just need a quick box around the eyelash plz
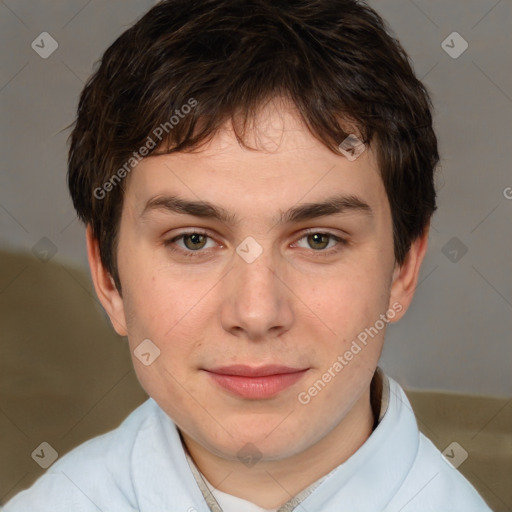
[163,229,348,259]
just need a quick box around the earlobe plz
[85,225,128,336]
[388,225,430,323]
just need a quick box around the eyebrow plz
[140,193,373,225]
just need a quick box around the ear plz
[86,225,128,336]
[387,223,430,323]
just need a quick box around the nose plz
[219,241,294,341]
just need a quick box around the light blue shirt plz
[2,373,492,511]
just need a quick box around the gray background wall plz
[1,0,510,397]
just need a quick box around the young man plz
[3,1,492,511]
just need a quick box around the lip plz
[207,364,305,377]
[204,365,309,399]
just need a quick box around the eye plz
[292,230,347,256]
[164,230,216,257]
[164,229,347,259]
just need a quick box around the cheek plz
[119,248,186,330]
[313,265,390,323]
[304,262,392,376]
[120,272,202,405]
[121,265,211,362]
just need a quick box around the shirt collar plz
[130,367,418,512]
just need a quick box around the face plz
[88,98,425,464]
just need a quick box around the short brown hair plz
[67,0,438,293]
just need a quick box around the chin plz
[210,425,310,460]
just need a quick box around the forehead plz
[122,99,388,225]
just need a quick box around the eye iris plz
[184,233,207,250]
[308,233,329,250]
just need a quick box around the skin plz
[86,97,429,509]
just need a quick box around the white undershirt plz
[202,473,279,512]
